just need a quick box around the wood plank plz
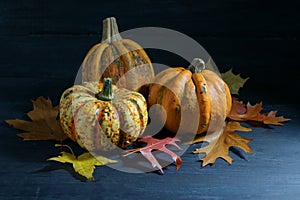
[0,35,298,75]
[1,103,299,199]
[0,33,299,103]
[0,0,299,37]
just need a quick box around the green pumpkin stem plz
[187,58,206,74]
[101,17,123,43]
[96,78,114,101]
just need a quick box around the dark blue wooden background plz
[0,0,299,199]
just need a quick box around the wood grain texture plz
[0,0,298,36]
[1,102,300,199]
[0,0,299,104]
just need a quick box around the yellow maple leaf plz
[48,151,117,181]
[221,69,249,94]
[5,96,67,141]
[192,121,253,167]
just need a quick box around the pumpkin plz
[81,17,154,91]
[59,78,148,150]
[148,58,232,134]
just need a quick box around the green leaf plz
[221,69,249,94]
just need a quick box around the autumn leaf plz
[221,69,249,94]
[124,136,182,174]
[228,100,290,125]
[205,57,216,72]
[5,96,67,141]
[48,151,117,181]
[226,121,252,132]
[193,121,253,167]
[255,111,290,125]
[228,101,263,120]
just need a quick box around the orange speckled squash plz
[81,17,154,91]
[59,78,148,150]
[148,58,232,134]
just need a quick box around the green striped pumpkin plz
[59,78,148,150]
[81,17,154,92]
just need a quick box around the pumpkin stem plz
[96,78,114,101]
[101,17,123,43]
[187,58,206,74]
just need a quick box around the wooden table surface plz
[1,102,300,199]
[1,0,299,199]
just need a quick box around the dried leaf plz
[193,121,253,167]
[48,151,117,181]
[228,101,263,121]
[205,57,215,71]
[221,69,249,94]
[5,96,67,141]
[226,121,252,132]
[124,136,182,173]
[255,111,290,125]
[228,100,290,125]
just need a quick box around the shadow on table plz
[32,162,87,182]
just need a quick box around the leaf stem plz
[55,144,75,156]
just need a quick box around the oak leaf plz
[5,96,67,141]
[193,121,253,167]
[124,136,182,174]
[226,121,252,132]
[221,69,249,94]
[255,111,290,125]
[48,151,117,181]
[228,100,290,125]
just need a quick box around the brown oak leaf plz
[193,121,253,167]
[228,100,290,125]
[124,136,182,174]
[6,96,67,141]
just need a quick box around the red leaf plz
[124,136,182,173]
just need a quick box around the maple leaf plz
[5,96,67,141]
[221,69,249,94]
[193,121,253,167]
[48,151,117,181]
[228,100,290,125]
[124,136,182,174]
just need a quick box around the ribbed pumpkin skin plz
[148,67,232,134]
[59,82,148,150]
[81,17,154,91]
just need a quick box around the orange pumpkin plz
[59,78,148,150]
[81,17,154,91]
[148,58,232,134]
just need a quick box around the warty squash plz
[60,78,148,150]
